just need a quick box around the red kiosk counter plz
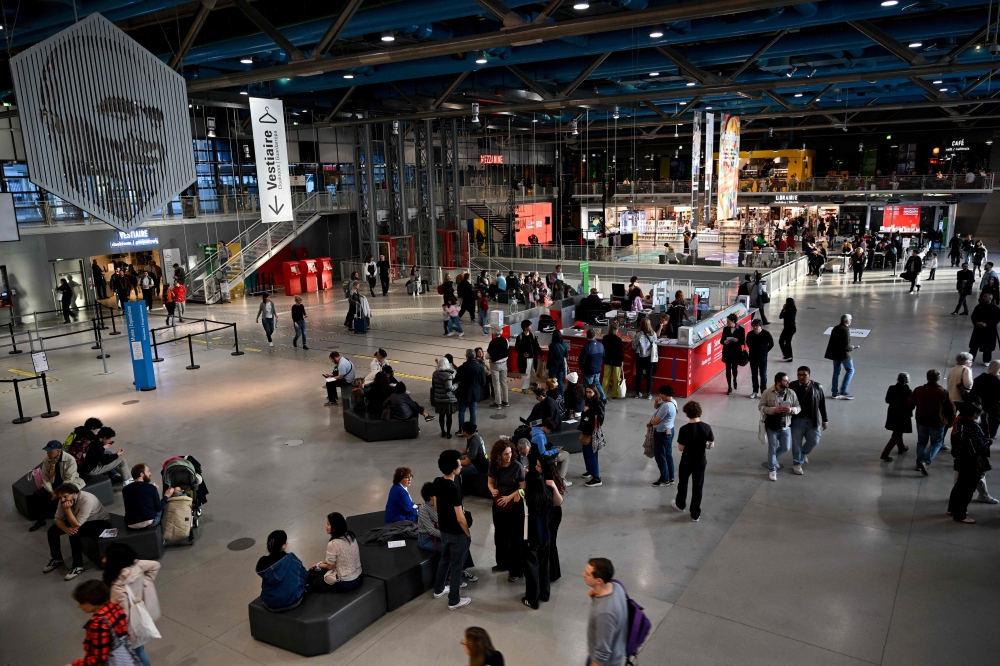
[560,302,752,398]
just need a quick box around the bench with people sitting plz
[344,381,425,442]
[80,513,164,566]
[346,510,436,611]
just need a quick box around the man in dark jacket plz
[824,314,858,400]
[515,320,542,393]
[79,427,129,482]
[526,387,562,430]
[487,329,510,408]
[123,463,177,529]
[789,366,829,475]
[455,349,488,431]
[745,319,774,399]
[909,369,955,475]
[578,329,606,402]
[904,249,923,293]
[737,274,752,296]
[953,262,975,315]
[377,254,391,296]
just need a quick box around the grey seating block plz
[11,469,114,521]
[343,409,419,442]
[81,514,164,567]
[550,428,583,454]
[346,512,436,611]
[248,576,386,657]
[461,472,491,499]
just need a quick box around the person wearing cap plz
[565,372,586,419]
[256,530,309,611]
[28,441,86,532]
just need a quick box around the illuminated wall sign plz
[480,154,503,165]
[110,228,159,249]
[774,194,799,203]
[945,138,970,153]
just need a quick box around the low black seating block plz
[81,514,164,567]
[346,512,435,611]
[550,428,583,454]
[343,409,419,442]
[461,472,491,499]
[248,576,387,657]
[12,469,114,521]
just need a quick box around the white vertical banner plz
[690,111,702,227]
[249,97,294,223]
[703,113,714,225]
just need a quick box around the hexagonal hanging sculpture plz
[10,13,196,232]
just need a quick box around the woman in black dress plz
[882,372,913,461]
[521,453,563,609]
[778,298,797,362]
[539,457,565,582]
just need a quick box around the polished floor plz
[1,264,998,666]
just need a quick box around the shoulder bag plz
[124,584,161,647]
[97,615,143,666]
[642,427,655,459]
[592,424,607,452]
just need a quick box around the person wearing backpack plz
[104,543,161,666]
[583,557,629,666]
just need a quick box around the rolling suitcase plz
[353,317,369,333]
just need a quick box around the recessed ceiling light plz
[344,73,354,79]
[932,79,942,84]
[573,1,590,9]
[240,57,253,64]
[475,52,488,64]
[239,91,248,95]
[939,87,948,91]
[705,105,712,109]
[794,93,803,97]
[909,42,922,48]
[880,0,898,5]
[650,29,664,38]
[686,81,696,86]
[650,72,659,76]
[381,31,395,42]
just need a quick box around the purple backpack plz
[612,579,651,662]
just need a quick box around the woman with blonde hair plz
[631,317,658,399]
[462,626,504,665]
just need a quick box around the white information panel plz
[31,351,49,373]
[823,327,871,338]
[249,97,293,223]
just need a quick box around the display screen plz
[619,209,647,234]
[880,205,921,232]
[514,202,553,244]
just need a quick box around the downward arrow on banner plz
[268,196,285,215]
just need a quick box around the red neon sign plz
[480,154,504,165]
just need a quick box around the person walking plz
[749,271,770,325]
[104,543,160,666]
[91,260,108,300]
[139,271,155,311]
[948,352,974,416]
[377,254,391,296]
[789,366,828,474]
[972,360,1000,439]
[648,385,677,486]
[290,295,308,349]
[521,452,563,610]
[487,329,510,408]
[746,319,774,399]
[488,440,526,582]
[515,321,542,393]
[67,580,138,666]
[720,312,746,395]
[969,293,1000,365]
[952,262,975,315]
[778,298,796,362]
[670,400,714,521]
[583,558,629,666]
[579,384,606,487]
[903,249,923,293]
[163,283,177,327]
[462,627,505,666]
[825,314,858,400]
[601,320,625,399]
[432,450,473,610]
[110,268,129,309]
[432,357,459,438]
[631,318,658,399]
[760,372,801,482]
[546,329,568,400]
[256,293,278,347]
[947,399,992,523]
[172,279,187,322]
[909,369,955,475]
[56,278,75,323]
[364,255,378,297]
[850,247,866,283]
[457,274,477,322]
[882,373,913,462]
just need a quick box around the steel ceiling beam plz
[186,0,794,92]
[329,86,357,118]
[726,30,787,82]
[643,100,672,120]
[848,19,930,67]
[533,0,564,24]
[168,0,218,71]
[763,89,794,110]
[430,71,470,110]
[232,0,306,61]
[313,0,366,58]
[559,52,611,98]
[654,45,723,84]
[938,21,998,65]
[389,81,421,108]
[472,0,527,28]
[672,96,703,119]
[505,64,553,99]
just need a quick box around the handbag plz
[124,585,161,647]
[649,335,658,364]
[493,493,515,512]
[759,289,770,304]
[578,433,593,445]
[642,427,655,459]
[592,425,607,452]
[97,615,143,666]
[30,467,44,489]
[617,370,627,399]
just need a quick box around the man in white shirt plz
[688,233,700,263]
[43,485,111,581]
[324,351,356,405]
[139,271,155,312]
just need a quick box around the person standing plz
[720,313,746,395]
[778,298,796,362]
[364,255,378,297]
[515,321,543,393]
[903,249,923,293]
[969,293,1000,365]
[927,252,938,280]
[91,260,108,300]
[56,278,75,323]
[488,440,526,582]
[648,385,677,486]
[824,314,858,400]
[952,262,976,316]
[601,321,625,399]
[546,329,568,400]
[749,271,770,325]
[432,357,459,438]
[344,281,361,328]
[850,247,866,283]
[217,240,231,271]
[291,295,308,349]
[104,543,161,666]
[521,452,563,610]
[789,366,828,475]
[579,329,607,401]
[110,268,129,309]
[670,400,714,521]
[909,369,954,476]
[745,319,774,399]
[579,384,606,487]
[456,349,488,431]
[947,400,992,523]
[972,360,1000,438]
[171,279,187,322]
[256,293,278,347]
[882,373,913,462]
[146,258,162,296]
[631,318,658,399]
[583,558,629,666]
[323,351,356,406]
[760,372,801,482]
[487,329,510,409]
[138,271,155,311]
[377,254,391,296]
[948,352,975,416]
[688,232,700,263]
[162,285,177,327]
[432,450,473,610]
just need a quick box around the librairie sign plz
[249,97,294,223]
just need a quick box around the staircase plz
[466,202,509,242]
[187,193,329,304]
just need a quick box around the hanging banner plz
[703,113,714,226]
[249,97,294,223]
[690,111,702,227]
[124,302,156,391]
[717,114,741,222]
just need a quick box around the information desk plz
[560,302,752,397]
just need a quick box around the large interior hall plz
[1,1,1000,665]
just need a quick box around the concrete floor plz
[2,265,998,666]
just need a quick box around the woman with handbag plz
[631,318,658,399]
[948,399,993,523]
[546,330,568,400]
[103,544,161,666]
[488,440,526,583]
[521,453,563,609]
[720,313,747,395]
[538,457,565,582]
[432,357,459,438]
[579,384,606,487]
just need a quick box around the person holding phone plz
[759,372,801,482]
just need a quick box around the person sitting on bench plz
[531,419,571,488]
[43,484,112,581]
[525,388,562,431]
[307,512,362,592]
[382,382,433,421]
[28,440,86,532]
[385,467,419,524]
[123,463,178,529]
[256,529,309,612]
[458,422,489,476]
[324,352,356,406]
[79,427,129,484]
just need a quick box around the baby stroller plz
[161,456,208,544]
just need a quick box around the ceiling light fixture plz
[705,105,712,109]
[572,120,579,135]
[939,87,948,91]
[794,93,803,97]
[475,51,488,64]
[650,72,659,76]
[686,81,697,87]
[573,1,590,9]
[381,31,395,42]
[650,29,664,38]
[613,105,620,119]
[240,57,253,64]
[908,42,922,48]
[808,68,817,78]
[471,103,480,124]
[344,73,354,79]
[880,0,898,5]
[239,91,248,95]
[932,79,942,84]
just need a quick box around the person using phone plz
[759,372,801,482]
[323,352,356,406]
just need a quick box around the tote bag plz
[125,584,161,646]
[97,615,142,666]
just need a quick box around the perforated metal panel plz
[10,13,195,232]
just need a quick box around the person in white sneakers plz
[256,293,278,347]
[789,366,828,475]
[760,372,801,481]
[431,450,473,610]
[44,485,112,581]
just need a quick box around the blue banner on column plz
[124,302,156,391]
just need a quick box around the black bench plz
[248,576,386,657]
[346,512,436,611]
[460,472,491,499]
[11,469,114,521]
[343,409,420,442]
[81,514,164,567]
[512,425,583,455]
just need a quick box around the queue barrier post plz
[108,306,121,335]
[11,379,31,424]
[97,321,112,376]
[7,322,22,354]
[151,329,164,362]
[40,372,58,418]
[186,335,200,370]
[203,317,211,350]
[31,317,43,389]
[231,322,245,356]
[91,318,102,351]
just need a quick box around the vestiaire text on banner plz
[249,97,294,223]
